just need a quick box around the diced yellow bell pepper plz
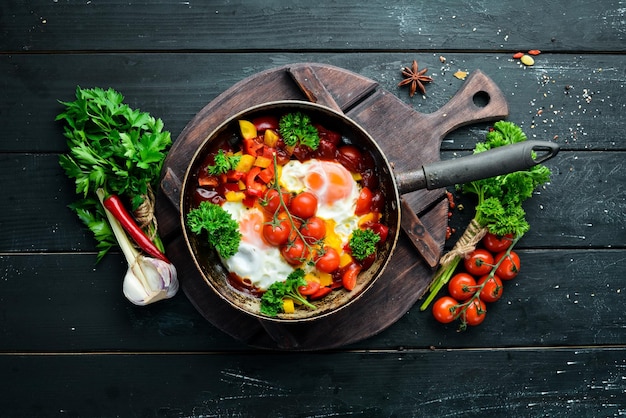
[358,211,381,226]
[238,180,246,191]
[304,273,321,284]
[264,129,280,147]
[235,154,256,173]
[351,172,363,181]
[253,155,272,168]
[225,191,245,202]
[282,298,295,314]
[238,120,257,140]
[317,272,333,287]
[339,252,353,268]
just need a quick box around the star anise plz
[398,60,433,97]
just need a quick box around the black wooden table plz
[2,1,625,416]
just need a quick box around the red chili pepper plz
[102,194,170,263]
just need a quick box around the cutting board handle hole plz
[472,91,490,108]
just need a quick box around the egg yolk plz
[305,161,355,205]
[238,208,269,248]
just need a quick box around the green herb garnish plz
[260,269,316,317]
[278,112,320,150]
[57,86,172,260]
[420,121,552,310]
[207,149,241,175]
[186,201,241,259]
[349,228,381,261]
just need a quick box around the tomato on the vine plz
[462,299,486,326]
[483,232,514,253]
[281,238,309,265]
[262,188,290,215]
[432,296,459,324]
[315,246,340,273]
[478,274,503,303]
[464,249,494,276]
[300,216,326,244]
[289,191,318,219]
[262,217,291,246]
[448,272,477,301]
[495,251,521,280]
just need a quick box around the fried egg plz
[280,159,361,242]
[221,202,294,291]
[221,159,363,291]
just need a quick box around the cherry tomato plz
[448,272,477,301]
[281,238,309,265]
[290,191,318,219]
[369,190,385,213]
[355,187,373,216]
[309,286,333,300]
[341,262,361,291]
[482,232,514,253]
[478,274,503,303]
[362,221,389,243]
[462,299,486,326]
[298,280,321,296]
[464,249,494,277]
[252,116,279,132]
[432,296,459,324]
[336,145,362,172]
[495,251,521,280]
[262,217,291,246]
[315,247,340,273]
[300,216,326,244]
[262,189,291,215]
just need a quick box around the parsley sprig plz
[260,269,316,317]
[186,201,241,259]
[349,229,380,261]
[57,87,172,260]
[208,149,241,175]
[278,112,320,150]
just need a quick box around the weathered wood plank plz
[0,150,621,253]
[2,52,623,153]
[1,348,624,417]
[1,249,623,352]
[2,0,624,52]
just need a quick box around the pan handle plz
[396,140,560,194]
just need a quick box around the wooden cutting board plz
[155,63,508,350]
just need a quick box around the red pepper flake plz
[528,49,541,56]
[512,52,524,59]
[446,191,456,209]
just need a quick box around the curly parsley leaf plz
[349,228,380,261]
[278,112,320,150]
[260,269,316,317]
[186,201,241,259]
[461,121,552,237]
[207,149,241,175]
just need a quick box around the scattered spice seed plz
[520,55,535,66]
[512,52,524,59]
[528,49,541,55]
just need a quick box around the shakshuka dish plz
[186,111,390,317]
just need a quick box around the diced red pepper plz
[257,165,275,184]
[243,137,264,156]
[309,286,333,300]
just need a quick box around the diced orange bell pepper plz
[264,129,280,147]
[253,155,272,169]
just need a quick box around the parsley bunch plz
[278,112,320,150]
[57,87,172,260]
[260,269,316,317]
[420,121,553,311]
[186,201,241,259]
